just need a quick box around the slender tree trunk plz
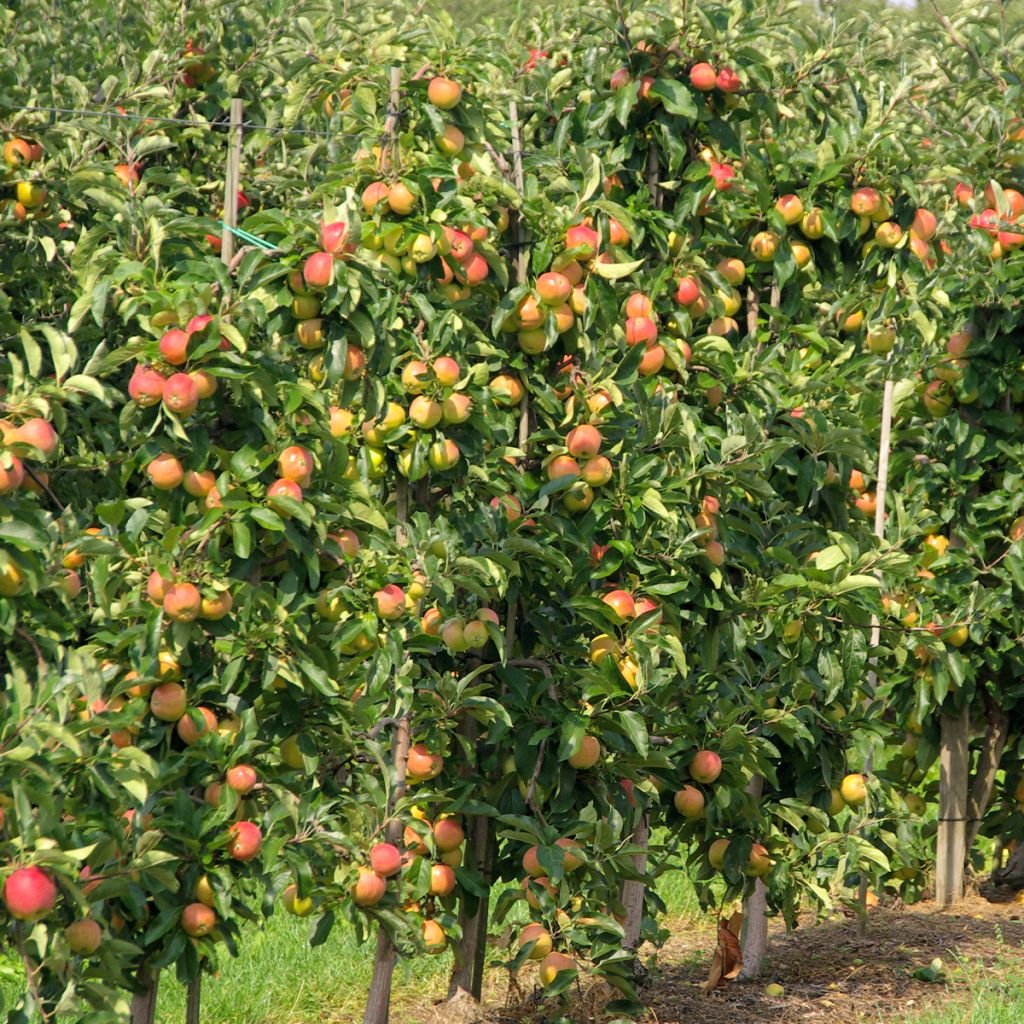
[993,843,1024,889]
[965,699,1009,857]
[936,707,970,906]
[185,976,201,1024]
[129,968,159,1024]
[447,715,495,1001]
[738,776,768,979]
[363,717,411,1024]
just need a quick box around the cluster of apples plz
[290,220,359,354]
[420,604,501,653]
[179,822,264,939]
[963,177,1024,257]
[0,416,59,497]
[693,495,726,567]
[2,136,48,222]
[674,748,723,824]
[543,423,613,515]
[608,56,742,107]
[1,865,105,955]
[145,566,233,623]
[588,588,661,689]
[847,468,877,519]
[352,813,465,954]
[129,314,222,421]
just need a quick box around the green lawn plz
[899,955,1024,1024]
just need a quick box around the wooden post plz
[185,976,201,1024]
[936,705,970,906]
[363,716,411,1024]
[364,437,413,1023]
[621,816,649,952]
[220,98,244,264]
[739,775,768,979]
[447,716,495,1001]
[856,375,895,931]
[619,139,662,961]
[380,67,401,175]
[129,968,159,1024]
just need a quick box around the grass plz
[899,953,1024,1024]
[156,870,700,1023]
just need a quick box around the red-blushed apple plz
[581,456,613,487]
[750,230,779,261]
[602,589,635,620]
[433,818,464,852]
[352,867,386,906]
[181,902,216,937]
[149,683,188,721]
[709,161,735,191]
[850,187,882,216]
[226,764,257,794]
[429,863,457,897]
[374,584,406,620]
[875,221,902,247]
[675,276,701,307]
[3,866,57,920]
[689,62,717,91]
[278,445,314,485]
[775,194,804,225]
[362,181,389,213]
[564,223,599,258]
[521,875,556,910]
[321,221,350,256]
[369,842,402,877]
[159,329,189,365]
[537,271,572,305]
[176,706,216,745]
[388,181,417,215]
[433,356,460,386]
[427,77,461,109]
[555,837,584,871]
[674,785,705,820]
[406,744,443,780]
[489,373,524,406]
[227,821,262,861]
[566,424,602,458]
[163,582,201,622]
[129,364,167,406]
[146,453,184,490]
[690,749,722,784]
[268,478,302,504]
[716,66,741,92]
[162,373,200,416]
[303,251,334,289]
[12,418,58,460]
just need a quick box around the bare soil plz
[421,895,1024,1024]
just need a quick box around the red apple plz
[226,821,262,861]
[3,866,57,921]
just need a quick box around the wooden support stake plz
[739,775,768,979]
[855,376,895,932]
[365,294,412,1023]
[936,705,970,906]
[220,98,244,265]
[380,67,402,175]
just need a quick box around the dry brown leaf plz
[703,917,745,993]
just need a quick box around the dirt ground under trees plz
[418,896,1024,1024]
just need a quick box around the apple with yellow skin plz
[840,773,868,807]
[519,923,553,960]
[567,735,601,769]
[539,951,577,986]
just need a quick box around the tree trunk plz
[993,842,1024,889]
[129,968,159,1024]
[447,715,495,1001]
[620,815,649,951]
[936,707,970,907]
[185,976,201,1024]
[964,698,1009,857]
[363,716,411,1024]
[739,776,768,979]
